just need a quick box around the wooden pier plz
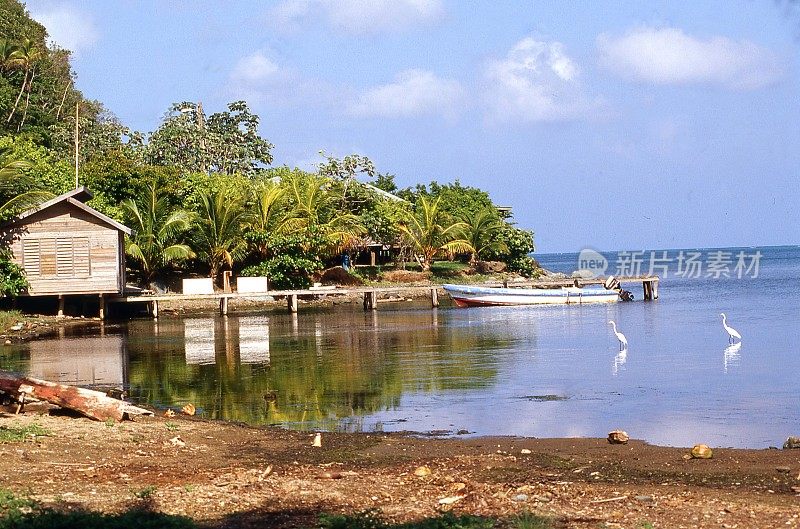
[108,276,659,318]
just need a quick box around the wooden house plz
[0,187,131,316]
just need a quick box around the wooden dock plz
[108,276,659,318]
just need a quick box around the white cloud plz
[26,2,98,56]
[597,27,783,90]
[483,37,600,123]
[348,69,464,119]
[227,51,338,107]
[270,0,444,34]
[230,52,282,85]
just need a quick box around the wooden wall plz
[5,202,125,295]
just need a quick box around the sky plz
[21,0,800,253]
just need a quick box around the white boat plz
[442,284,619,307]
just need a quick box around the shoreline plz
[0,411,798,528]
[1,313,799,526]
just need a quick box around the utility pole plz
[74,102,79,188]
[196,101,207,174]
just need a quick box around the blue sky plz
[23,0,800,253]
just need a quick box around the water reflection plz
[612,349,627,375]
[723,342,741,373]
[184,318,215,365]
[28,335,127,388]
[239,316,270,365]
[120,310,509,429]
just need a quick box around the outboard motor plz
[603,275,620,290]
[619,289,635,302]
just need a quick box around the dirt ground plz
[0,411,798,528]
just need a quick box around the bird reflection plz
[723,342,741,373]
[612,349,627,375]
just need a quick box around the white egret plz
[720,313,741,343]
[608,320,628,350]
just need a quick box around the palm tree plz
[460,207,508,264]
[0,147,52,220]
[193,185,247,284]
[0,39,19,73]
[246,179,300,257]
[121,183,195,286]
[399,196,473,271]
[284,171,364,254]
[6,38,42,126]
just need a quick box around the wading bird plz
[608,320,628,350]
[720,313,741,343]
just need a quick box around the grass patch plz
[430,261,470,273]
[0,424,51,444]
[0,310,22,333]
[165,422,179,431]
[132,485,157,500]
[0,488,197,529]
[318,510,494,529]
[509,512,555,529]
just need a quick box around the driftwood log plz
[0,370,153,422]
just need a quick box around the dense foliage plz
[241,232,325,289]
[0,249,26,296]
[0,0,539,290]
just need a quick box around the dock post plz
[152,300,159,319]
[287,294,298,313]
[643,281,653,301]
[431,287,439,308]
[98,294,106,320]
[219,296,228,316]
[57,295,65,318]
[652,279,659,300]
[363,291,377,310]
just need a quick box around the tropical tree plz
[146,100,272,175]
[398,196,473,271]
[459,207,508,264]
[206,100,273,175]
[193,185,247,283]
[121,183,195,286]
[0,39,18,73]
[6,37,42,127]
[399,180,497,219]
[245,177,299,258]
[317,152,377,211]
[284,170,364,254]
[483,223,538,277]
[0,146,51,221]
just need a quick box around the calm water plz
[3,246,799,448]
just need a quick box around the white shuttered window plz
[22,237,90,277]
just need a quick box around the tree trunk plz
[210,262,220,288]
[55,78,72,120]
[0,370,153,422]
[17,66,35,131]
[6,68,28,123]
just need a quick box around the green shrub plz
[242,232,325,289]
[0,250,27,296]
